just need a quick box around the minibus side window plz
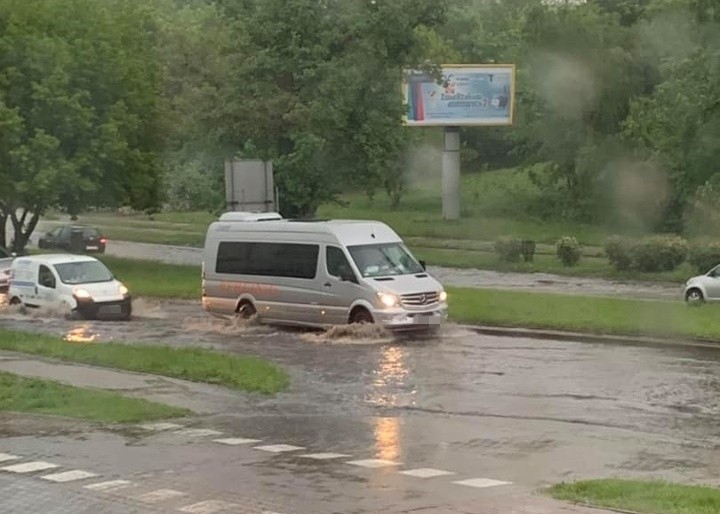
[217,242,318,279]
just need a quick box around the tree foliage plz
[210,0,450,216]
[0,0,162,250]
[2,0,720,246]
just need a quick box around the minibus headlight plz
[439,290,448,302]
[73,288,91,299]
[119,284,129,296]
[378,292,399,308]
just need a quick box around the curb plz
[461,324,720,350]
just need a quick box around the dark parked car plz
[0,246,13,293]
[38,225,107,254]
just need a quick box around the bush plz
[556,236,581,267]
[688,242,720,273]
[632,235,688,272]
[494,237,521,262]
[520,240,536,262]
[605,236,635,271]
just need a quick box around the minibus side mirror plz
[419,259,426,270]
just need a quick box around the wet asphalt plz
[2,299,720,491]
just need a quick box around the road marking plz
[140,422,184,431]
[41,470,98,482]
[300,453,351,460]
[174,429,223,438]
[213,438,261,446]
[400,468,456,478]
[84,479,134,492]
[1,461,59,473]
[178,499,239,513]
[0,453,20,463]
[346,459,400,468]
[254,444,306,453]
[453,478,512,488]
[136,488,187,503]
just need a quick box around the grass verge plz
[447,287,720,341]
[0,371,188,423]
[98,255,201,299]
[548,479,720,514]
[0,330,289,394]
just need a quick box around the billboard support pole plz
[442,126,461,220]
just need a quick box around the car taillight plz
[99,238,107,244]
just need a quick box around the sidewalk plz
[0,351,250,415]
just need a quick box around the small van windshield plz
[54,261,113,284]
[348,243,424,278]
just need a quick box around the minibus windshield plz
[348,243,424,278]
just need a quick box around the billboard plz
[403,65,515,127]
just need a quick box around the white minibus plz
[201,215,447,329]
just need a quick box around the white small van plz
[8,254,132,320]
[201,215,448,329]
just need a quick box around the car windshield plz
[348,243,424,278]
[54,261,114,284]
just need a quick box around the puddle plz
[131,298,169,319]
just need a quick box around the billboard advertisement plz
[403,65,515,126]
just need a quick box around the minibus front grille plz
[401,291,439,306]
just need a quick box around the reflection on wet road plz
[64,323,99,343]
[3,298,720,486]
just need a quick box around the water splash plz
[302,323,393,345]
[181,315,260,336]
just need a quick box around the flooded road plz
[2,298,720,488]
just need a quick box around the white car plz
[684,265,720,305]
[8,254,131,320]
[0,246,13,293]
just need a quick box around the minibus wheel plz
[237,300,256,319]
[349,307,373,324]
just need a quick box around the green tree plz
[154,0,241,212]
[510,2,652,221]
[623,0,720,230]
[0,0,163,251]
[215,0,449,216]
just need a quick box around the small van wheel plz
[237,300,256,319]
[350,307,374,324]
[686,288,704,306]
[9,297,21,306]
